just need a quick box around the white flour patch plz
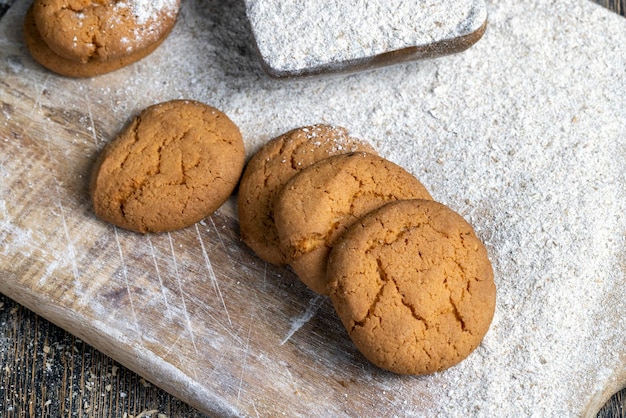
[245,0,486,73]
[126,0,178,24]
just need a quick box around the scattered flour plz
[122,0,179,25]
[0,0,625,417]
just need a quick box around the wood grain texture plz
[0,2,408,413]
[0,0,625,417]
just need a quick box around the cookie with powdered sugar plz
[238,125,376,265]
[32,0,180,63]
[25,0,180,77]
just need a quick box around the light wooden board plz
[1,0,625,416]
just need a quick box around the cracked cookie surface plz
[273,152,432,295]
[32,0,180,64]
[90,100,244,233]
[328,199,496,375]
[238,125,376,265]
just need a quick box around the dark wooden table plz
[1,1,624,417]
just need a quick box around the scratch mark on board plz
[209,215,228,253]
[39,260,60,287]
[195,224,233,328]
[54,184,79,281]
[161,332,183,360]
[206,350,227,382]
[209,215,243,265]
[147,236,173,321]
[237,314,253,403]
[168,232,199,356]
[32,75,49,111]
[262,262,268,291]
[281,360,294,382]
[114,226,144,349]
[86,99,98,147]
[280,295,325,346]
[180,289,244,346]
[190,360,198,381]
[43,139,79,284]
[17,76,49,139]
[0,199,8,219]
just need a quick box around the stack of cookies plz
[238,125,496,375]
[23,0,181,77]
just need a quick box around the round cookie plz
[273,152,432,295]
[238,125,376,265]
[32,0,180,64]
[90,100,245,233]
[23,6,171,78]
[328,199,496,375]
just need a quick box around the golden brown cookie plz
[238,125,376,265]
[32,0,180,64]
[328,199,496,375]
[273,152,432,295]
[90,100,245,233]
[23,6,170,78]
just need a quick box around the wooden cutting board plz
[1,0,625,416]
